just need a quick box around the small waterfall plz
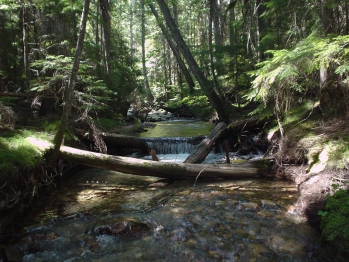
[145,136,204,154]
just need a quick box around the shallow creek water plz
[2,169,324,261]
[1,120,327,261]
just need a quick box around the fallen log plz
[75,129,149,150]
[28,138,272,179]
[184,122,228,164]
[227,117,270,135]
[58,146,270,179]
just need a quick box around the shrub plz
[319,189,349,257]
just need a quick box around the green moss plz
[145,163,186,178]
[326,137,349,169]
[0,130,49,176]
[41,120,60,134]
[0,96,19,106]
[95,117,124,131]
[40,120,78,144]
[319,189,349,258]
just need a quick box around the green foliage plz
[247,34,349,115]
[0,130,48,175]
[325,137,349,169]
[181,92,215,119]
[319,189,349,256]
[30,55,110,113]
[94,117,124,131]
[0,96,19,106]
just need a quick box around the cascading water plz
[144,136,205,155]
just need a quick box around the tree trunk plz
[100,0,111,76]
[57,145,270,179]
[29,138,272,179]
[155,0,234,122]
[22,5,30,91]
[141,0,154,102]
[52,0,90,160]
[184,122,227,164]
[212,0,223,75]
[75,129,149,150]
[148,3,195,93]
[129,0,134,54]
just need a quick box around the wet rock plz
[260,199,281,210]
[247,222,261,237]
[269,234,304,254]
[240,202,259,210]
[93,218,152,238]
[176,190,191,196]
[95,235,114,250]
[25,232,59,243]
[256,210,273,218]
[148,182,169,188]
[23,250,61,262]
[168,228,187,242]
[249,243,269,256]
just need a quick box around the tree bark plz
[52,0,90,160]
[75,129,149,150]
[100,0,111,76]
[29,138,272,179]
[22,5,30,91]
[59,145,270,179]
[141,0,154,101]
[155,0,234,122]
[184,122,227,164]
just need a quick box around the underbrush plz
[319,189,349,260]
[265,101,349,171]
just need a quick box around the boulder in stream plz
[92,217,152,238]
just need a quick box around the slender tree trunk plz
[148,3,195,93]
[100,0,111,76]
[129,0,134,55]
[53,0,91,160]
[156,0,234,122]
[209,1,218,86]
[209,0,225,100]
[320,0,335,35]
[228,2,241,107]
[22,5,30,91]
[141,0,154,101]
[95,2,101,75]
[345,0,349,35]
[212,0,223,75]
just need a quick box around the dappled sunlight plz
[4,169,322,261]
[26,137,52,151]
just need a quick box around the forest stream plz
[0,121,327,261]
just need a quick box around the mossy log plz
[184,122,228,164]
[28,138,272,179]
[58,145,271,179]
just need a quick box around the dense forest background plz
[0,0,348,124]
[1,1,349,257]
